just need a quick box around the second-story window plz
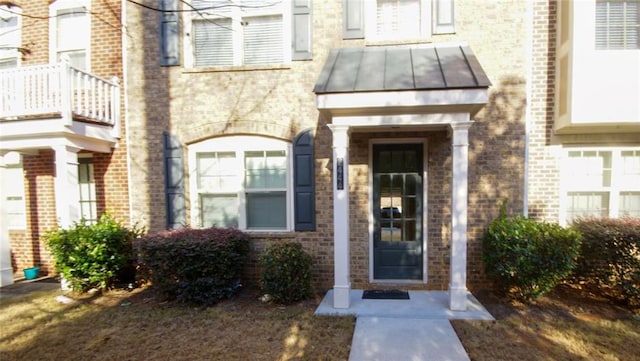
[596,0,640,49]
[0,5,21,69]
[368,0,427,41]
[50,0,90,70]
[190,0,287,67]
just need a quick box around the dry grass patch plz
[0,286,354,361]
[453,285,640,361]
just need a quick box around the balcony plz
[0,61,121,153]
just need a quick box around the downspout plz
[122,0,134,227]
[523,0,534,218]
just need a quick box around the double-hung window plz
[595,0,640,49]
[0,5,20,69]
[190,136,291,231]
[189,0,288,67]
[563,148,640,223]
[50,0,90,70]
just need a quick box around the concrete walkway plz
[315,290,494,361]
[0,277,61,301]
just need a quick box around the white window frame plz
[49,0,91,70]
[188,136,294,231]
[364,0,431,42]
[0,5,21,68]
[184,0,292,69]
[560,146,640,225]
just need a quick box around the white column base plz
[449,286,468,311]
[333,283,351,309]
[0,267,14,287]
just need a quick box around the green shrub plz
[135,227,250,306]
[260,242,313,304]
[44,214,141,292]
[483,214,582,301]
[572,217,640,305]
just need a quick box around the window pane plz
[201,194,238,227]
[197,152,238,192]
[245,150,286,189]
[620,192,640,217]
[194,19,233,66]
[243,15,283,65]
[621,150,640,187]
[78,161,97,223]
[376,0,421,39]
[57,8,88,50]
[567,150,611,188]
[246,192,286,228]
[595,0,640,49]
[566,192,610,222]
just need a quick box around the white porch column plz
[449,122,472,311]
[0,152,15,286]
[328,124,351,308]
[53,146,80,229]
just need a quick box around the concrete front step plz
[349,317,470,361]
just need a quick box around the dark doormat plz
[362,289,410,300]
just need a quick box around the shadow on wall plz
[467,75,527,286]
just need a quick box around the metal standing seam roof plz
[314,45,492,94]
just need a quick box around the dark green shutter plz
[293,129,315,231]
[292,0,312,60]
[163,132,185,229]
[343,0,364,39]
[159,0,180,66]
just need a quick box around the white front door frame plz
[328,113,473,311]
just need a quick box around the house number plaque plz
[336,158,344,190]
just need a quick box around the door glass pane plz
[246,192,286,228]
[403,220,416,241]
[201,194,238,227]
[378,151,391,173]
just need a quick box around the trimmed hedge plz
[135,227,250,306]
[260,242,313,304]
[483,214,582,301]
[572,217,640,305]
[44,214,141,292]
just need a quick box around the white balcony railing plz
[0,61,120,129]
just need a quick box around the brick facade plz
[6,0,129,278]
[125,0,530,291]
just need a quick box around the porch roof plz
[314,44,491,94]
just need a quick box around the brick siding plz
[124,0,532,291]
[8,1,128,278]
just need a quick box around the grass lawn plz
[1,282,638,361]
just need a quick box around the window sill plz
[183,63,292,73]
[365,38,434,47]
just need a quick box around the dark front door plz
[372,143,424,280]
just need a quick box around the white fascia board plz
[332,112,471,127]
[317,89,489,114]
